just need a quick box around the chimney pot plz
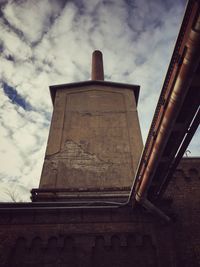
[91,50,104,80]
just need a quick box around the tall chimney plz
[91,50,104,80]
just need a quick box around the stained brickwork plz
[4,234,159,267]
[39,85,143,195]
[0,157,199,266]
[166,157,200,267]
[0,207,174,267]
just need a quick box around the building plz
[0,0,199,266]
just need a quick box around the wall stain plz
[46,140,113,173]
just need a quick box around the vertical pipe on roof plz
[135,12,200,203]
[91,50,104,80]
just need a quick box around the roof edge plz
[49,80,140,106]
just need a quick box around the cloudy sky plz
[0,0,199,201]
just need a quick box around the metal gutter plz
[128,0,200,220]
[157,107,200,197]
[136,21,200,199]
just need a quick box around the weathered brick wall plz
[0,157,199,266]
[165,157,200,267]
[2,234,158,267]
[0,206,175,267]
[40,86,143,191]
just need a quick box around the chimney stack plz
[91,50,104,80]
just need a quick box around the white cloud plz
[0,86,49,200]
[2,0,63,43]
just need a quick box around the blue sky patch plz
[3,83,32,111]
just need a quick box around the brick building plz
[0,0,199,266]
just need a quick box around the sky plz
[0,0,199,202]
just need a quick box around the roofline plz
[49,80,140,106]
[129,0,200,204]
[139,0,197,161]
